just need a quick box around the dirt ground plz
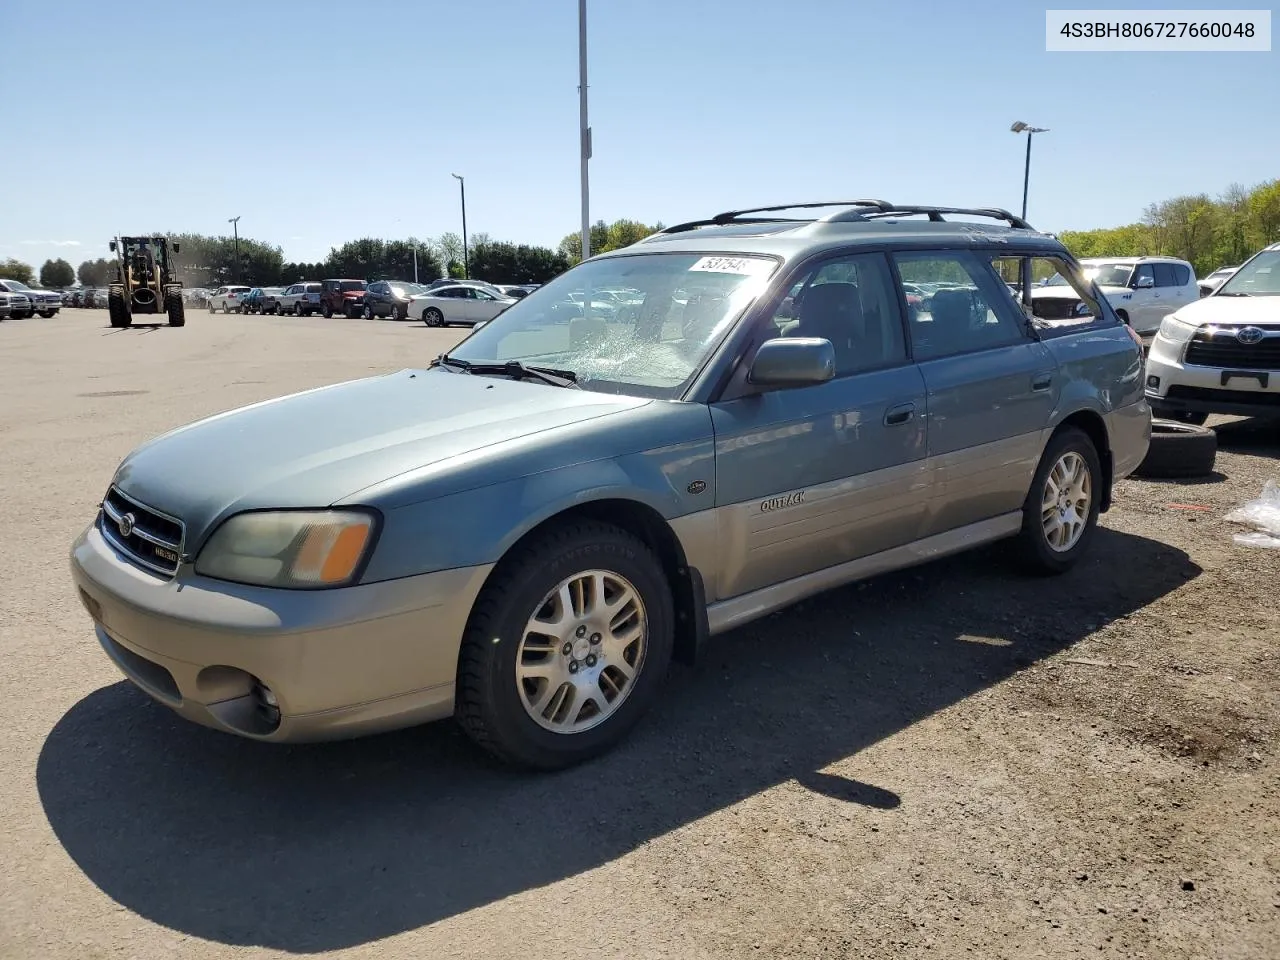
[1,309,1277,960]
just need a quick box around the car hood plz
[1171,295,1280,327]
[112,369,651,547]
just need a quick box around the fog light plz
[1147,375,1160,388]
[253,679,281,729]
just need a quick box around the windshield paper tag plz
[689,256,773,276]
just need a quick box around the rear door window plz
[892,251,1029,361]
[1153,263,1180,287]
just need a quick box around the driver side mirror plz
[172,242,181,253]
[747,337,835,389]
[1134,275,1154,289]
[108,241,117,252]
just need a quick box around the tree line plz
[1058,178,1280,277]
[0,217,666,291]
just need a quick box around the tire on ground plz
[107,292,131,328]
[455,520,675,770]
[1017,425,1103,576]
[1133,419,1217,479]
[165,293,186,327]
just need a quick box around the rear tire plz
[294,303,303,316]
[1133,419,1217,479]
[107,292,131,328]
[1017,426,1102,576]
[165,293,186,327]
[455,521,675,770]
[209,302,217,313]
[38,310,55,318]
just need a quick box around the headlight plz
[195,509,378,589]
[1158,314,1199,343]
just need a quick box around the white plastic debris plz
[1224,479,1280,548]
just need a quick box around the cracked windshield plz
[451,253,776,394]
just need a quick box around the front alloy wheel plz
[516,570,648,734]
[455,521,674,769]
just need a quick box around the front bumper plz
[70,522,493,742]
[1145,332,1280,418]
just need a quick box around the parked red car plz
[320,279,367,318]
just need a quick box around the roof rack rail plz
[821,205,1034,230]
[656,200,894,236]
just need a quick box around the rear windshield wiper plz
[432,354,579,388]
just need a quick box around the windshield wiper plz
[1215,291,1251,297]
[432,354,579,388]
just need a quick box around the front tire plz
[107,292,131,328]
[424,307,443,327]
[455,521,675,770]
[38,310,55,318]
[165,292,186,327]
[322,304,333,318]
[1017,426,1102,575]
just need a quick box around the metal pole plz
[413,246,418,283]
[452,173,468,278]
[1021,132,1033,222]
[229,216,241,284]
[579,0,591,261]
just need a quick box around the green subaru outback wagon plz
[71,201,1151,768]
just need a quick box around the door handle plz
[883,402,915,426]
[1032,371,1054,391]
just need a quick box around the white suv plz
[208,285,252,312]
[1145,242,1280,425]
[1032,256,1198,336]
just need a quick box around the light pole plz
[227,215,241,283]
[578,0,591,260]
[451,173,468,278]
[1010,122,1048,221]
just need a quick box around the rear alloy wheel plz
[424,307,443,327]
[455,521,674,769]
[294,302,303,316]
[1018,426,1101,575]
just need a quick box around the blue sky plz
[1,0,1275,271]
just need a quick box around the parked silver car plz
[70,201,1151,769]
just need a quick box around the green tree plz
[0,258,35,284]
[467,241,571,284]
[1059,179,1280,277]
[164,232,284,287]
[557,218,662,265]
[76,258,111,286]
[322,238,442,283]
[39,258,76,288]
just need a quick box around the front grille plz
[99,486,185,576]
[1185,329,1280,370]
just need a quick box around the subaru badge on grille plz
[118,513,135,538]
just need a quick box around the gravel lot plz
[2,308,1277,960]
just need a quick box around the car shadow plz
[1214,417,1280,458]
[37,528,1199,952]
